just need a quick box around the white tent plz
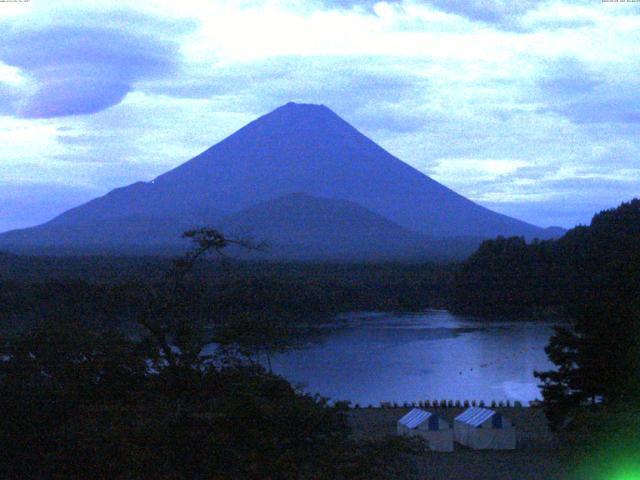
[397,408,454,452]
[454,407,516,450]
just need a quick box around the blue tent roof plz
[398,408,442,430]
[454,407,502,427]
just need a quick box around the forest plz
[0,255,454,333]
[449,198,640,318]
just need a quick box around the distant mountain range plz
[0,102,564,260]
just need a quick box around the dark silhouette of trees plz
[449,236,559,316]
[451,198,640,428]
[0,228,422,479]
[534,200,640,428]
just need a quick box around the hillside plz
[449,198,640,316]
[219,193,482,261]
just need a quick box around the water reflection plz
[269,310,557,406]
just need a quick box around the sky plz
[0,0,638,232]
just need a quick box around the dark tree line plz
[449,236,561,316]
[450,199,640,319]
[0,259,454,333]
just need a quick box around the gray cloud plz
[149,55,431,133]
[588,142,640,170]
[321,0,537,27]
[0,82,20,116]
[478,172,639,228]
[524,16,594,31]
[423,0,541,29]
[538,57,601,96]
[536,57,640,124]
[321,0,400,10]
[555,98,640,124]
[500,164,562,182]
[322,0,597,32]
[0,12,194,118]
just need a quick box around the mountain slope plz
[0,102,562,257]
[218,193,481,260]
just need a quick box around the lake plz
[266,310,557,406]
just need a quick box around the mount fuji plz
[0,102,563,259]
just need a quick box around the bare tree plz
[136,228,264,370]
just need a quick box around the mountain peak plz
[280,101,330,110]
[267,101,337,122]
[208,101,358,155]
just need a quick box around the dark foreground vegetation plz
[0,319,427,479]
[0,229,425,479]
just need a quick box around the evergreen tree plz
[535,199,640,428]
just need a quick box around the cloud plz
[554,97,640,124]
[423,0,539,27]
[0,82,20,115]
[453,158,640,227]
[587,141,640,171]
[538,57,601,96]
[430,158,533,186]
[321,0,598,32]
[321,0,537,22]
[537,57,640,124]
[0,11,194,118]
[321,0,400,11]
[147,55,432,133]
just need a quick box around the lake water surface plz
[268,310,557,406]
